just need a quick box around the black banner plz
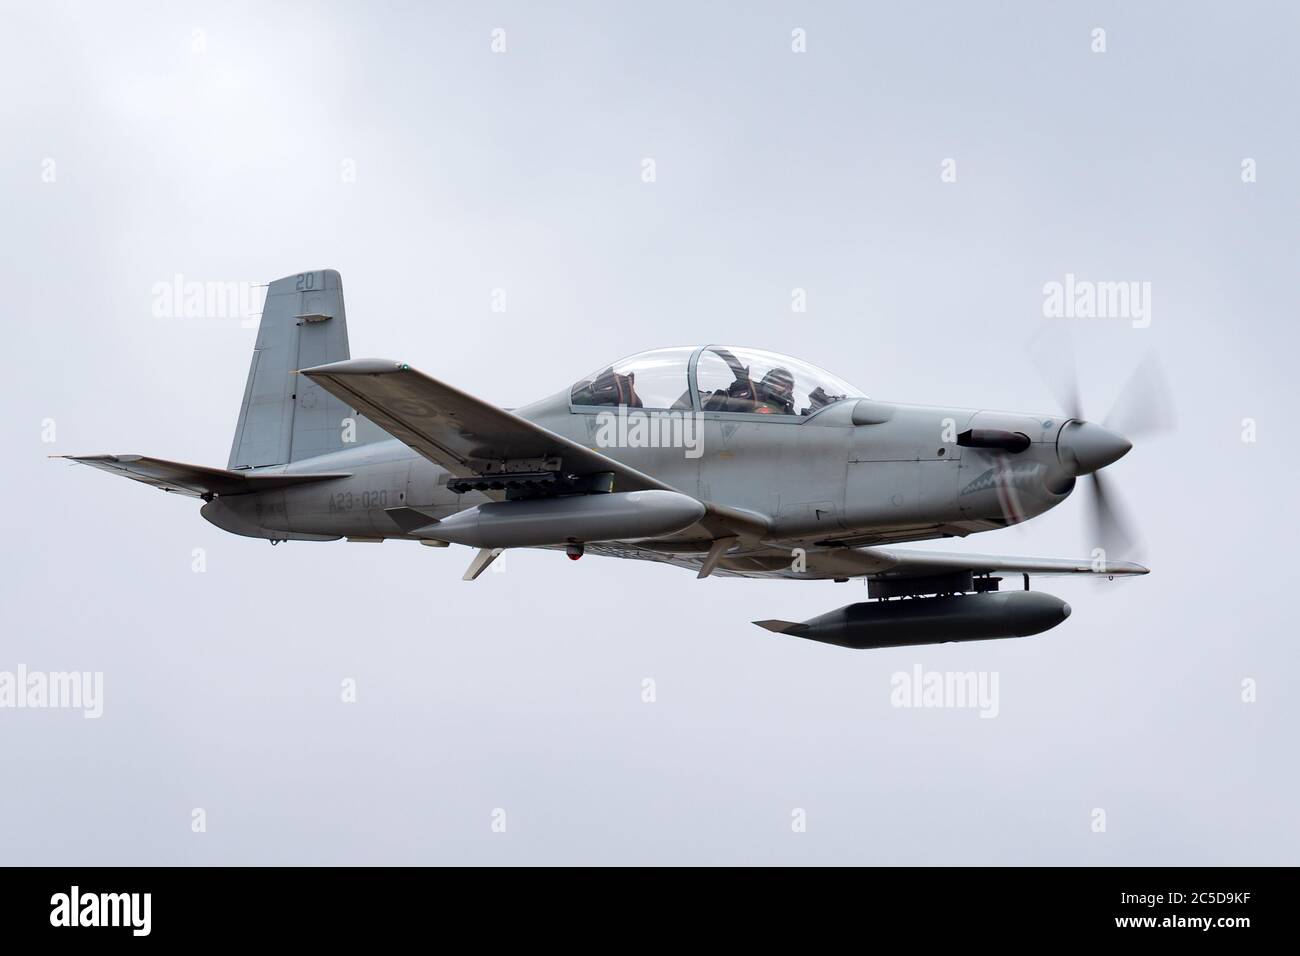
[0,866,1287,942]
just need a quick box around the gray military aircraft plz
[62,269,1162,650]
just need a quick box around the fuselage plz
[202,387,1077,554]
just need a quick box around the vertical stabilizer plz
[228,269,370,469]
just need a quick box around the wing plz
[57,455,348,498]
[872,548,1148,577]
[301,359,676,496]
[302,359,769,557]
[304,358,717,502]
[707,546,1148,579]
[597,542,1146,581]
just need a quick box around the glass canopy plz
[569,345,864,417]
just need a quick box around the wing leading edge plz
[872,549,1148,577]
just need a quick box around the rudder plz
[228,269,368,469]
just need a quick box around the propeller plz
[1086,468,1137,563]
[1100,353,1177,440]
[1028,328,1175,563]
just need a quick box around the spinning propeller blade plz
[1085,470,1136,564]
[1027,325,1084,421]
[1102,354,1177,440]
[1027,331,1175,563]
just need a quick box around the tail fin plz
[228,269,376,469]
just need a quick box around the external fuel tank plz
[754,590,1072,650]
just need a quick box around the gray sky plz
[2,0,1296,864]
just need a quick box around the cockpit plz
[569,346,864,418]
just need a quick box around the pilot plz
[577,367,642,407]
[754,367,796,415]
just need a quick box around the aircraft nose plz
[1057,420,1132,476]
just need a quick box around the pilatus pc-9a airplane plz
[62,269,1163,650]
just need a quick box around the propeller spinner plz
[1029,332,1175,561]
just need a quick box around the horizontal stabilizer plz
[752,620,809,635]
[58,455,348,499]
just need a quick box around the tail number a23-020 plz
[328,490,389,512]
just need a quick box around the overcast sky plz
[2,0,1296,864]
